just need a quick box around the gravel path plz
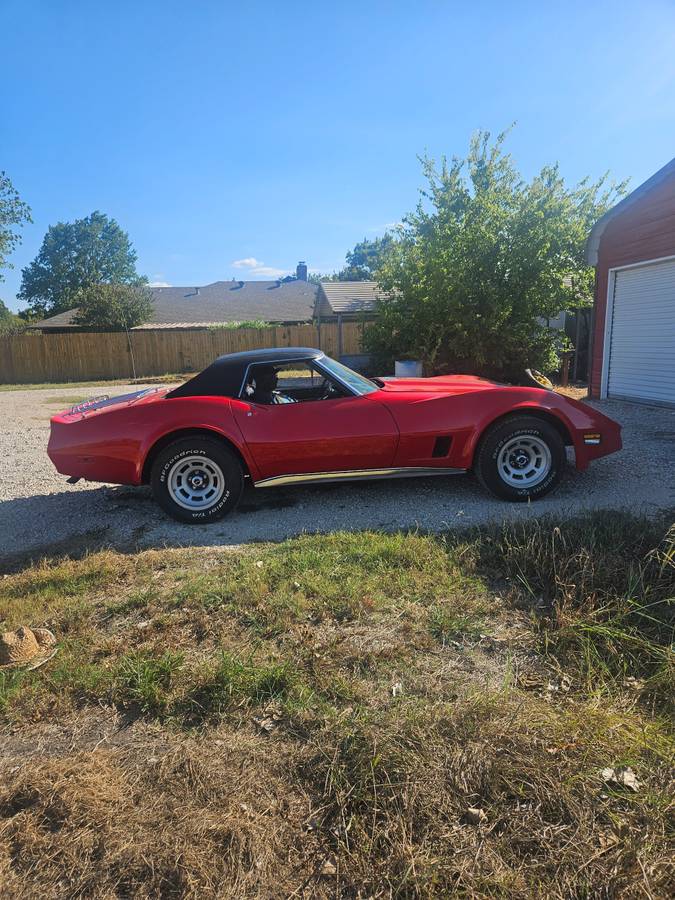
[1,383,673,570]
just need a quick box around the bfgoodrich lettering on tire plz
[151,437,244,523]
[475,416,565,502]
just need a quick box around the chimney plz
[296,261,308,281]
[194,287,200,295]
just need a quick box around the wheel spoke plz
[167,455,226,511]
[497,436,552,489]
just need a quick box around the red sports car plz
[48,348,622,523]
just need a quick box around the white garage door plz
[606,258,675,406]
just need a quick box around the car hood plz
[378,374,501,395]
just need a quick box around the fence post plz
[125,326,137,380]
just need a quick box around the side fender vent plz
[432,436,452,458]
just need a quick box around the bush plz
[366,129,625,378]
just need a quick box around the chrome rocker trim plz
[254,466,466,489]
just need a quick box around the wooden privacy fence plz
[0,322,369,384]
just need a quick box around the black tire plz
[150,437,244,523]
[475,416,565,502]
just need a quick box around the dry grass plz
[0,512,673,898]
[554,383,589,400]
[0,374,185,392]
[0,735,314,898]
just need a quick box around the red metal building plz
[586,157,675,406]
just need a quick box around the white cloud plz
[230,257,288,278]
[148,281,171,288]
[232,257,261,269]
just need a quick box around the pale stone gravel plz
[0,383,673,570]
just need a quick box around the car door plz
[231,365,399,479]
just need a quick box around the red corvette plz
[48,348,622,523]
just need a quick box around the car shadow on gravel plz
[0,477,479,572]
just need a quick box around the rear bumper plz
[48,421,139,485]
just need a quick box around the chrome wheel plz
[167,455,226,511]
[497,435,552,488]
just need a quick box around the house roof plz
[28,280,318,330]
[315,281,392,317]
[586,156,675,266]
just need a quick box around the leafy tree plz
[74,283,154,331]
[307,271,338,284]
[366,130,625,378]
[305,235,397,283]
[0,171,32,280]
[18,211,146,318]
[338,234,396,281]
[0,298,24,335]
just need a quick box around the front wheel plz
[151,437,244,523]
[475,416,565,502]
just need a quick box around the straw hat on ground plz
[0,626,58,671]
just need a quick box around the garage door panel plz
[606,258,675,406]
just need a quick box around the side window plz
[243,362,345,405]
[274,363,321,392]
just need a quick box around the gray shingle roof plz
[315,281,391,317]
[29,280,318,329]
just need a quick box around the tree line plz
[1,129,625,376]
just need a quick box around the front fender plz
[464,393,621,471]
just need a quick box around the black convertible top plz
[167,347,323,399]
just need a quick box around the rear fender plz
[140,424,257,483]
[137,399,260,483]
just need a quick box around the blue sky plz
[2,0,675,310]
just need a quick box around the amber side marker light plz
[583,433,601,445]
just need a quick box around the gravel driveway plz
[1,383,673,570]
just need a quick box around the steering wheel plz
[318,379,338,400]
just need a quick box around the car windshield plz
[318,356,379,396]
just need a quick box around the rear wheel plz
[151,437,244,523]
[475,416,565,501]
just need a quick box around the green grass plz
[173,530,487,634]
[113,650,185,713]
[0,511,673,897]
[106,586,158,617]
[428,604,484,644]
[181,652,302,724]
[0,554,115,627]
[34,646,185,716]
[0,669,26,712]
[453,511,675,699]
